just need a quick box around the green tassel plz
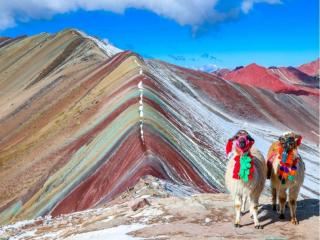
[288,175,295,181]
[239,153,252,183]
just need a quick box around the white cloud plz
[196,63,218,73]
[241,0,282,14]
[102,38,110,44]
[0,0,282,31]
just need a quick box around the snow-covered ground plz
[65,224,146,240]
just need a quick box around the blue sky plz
[0,0,318,70]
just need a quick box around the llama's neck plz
[231,150,254,182]
[235,149,251,157]
[277,148,300,184]
[278,148,298,165]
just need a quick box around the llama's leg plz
[249,195,262,229]
[278,189,287,219]
[247,197,254,219]
[241,196,247,215]
[234,195,242,227]
[289,187,299,225]
[246,197,254,218]
[272,187,277,211]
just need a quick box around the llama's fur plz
[225,147,267,228]
[267,139,305,224]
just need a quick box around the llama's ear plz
[226,139,234,155]
[279,136,285,143]
[296,135,302,146]
[248,135,255,143]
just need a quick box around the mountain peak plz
[241,63,268,74]
[298,58,320,77]
[246,63,263,68]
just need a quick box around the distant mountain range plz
[213,59,319,94]
[0,29,318,225]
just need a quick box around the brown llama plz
[267,131,305,224]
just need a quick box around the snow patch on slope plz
[65,224,145,240]
[77,30,122,58]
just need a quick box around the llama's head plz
[226,130,255,155]
[279,132,302,153]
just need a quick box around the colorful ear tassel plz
[226,139,233,155]
[296,136,302,146]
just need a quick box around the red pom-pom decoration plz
[296,136,302,146]
[226,139,233,155]
[233,155,240,179]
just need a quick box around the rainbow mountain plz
[0,29,319,224]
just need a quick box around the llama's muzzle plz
[236,136,253,153]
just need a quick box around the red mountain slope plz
[298,58,320,77]
[218,63,319,95]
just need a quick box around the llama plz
[267,132,305,225]
[225,130,267,229]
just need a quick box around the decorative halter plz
[277,134,302,185]
[226,130,255,183]
[233,152,254,182]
